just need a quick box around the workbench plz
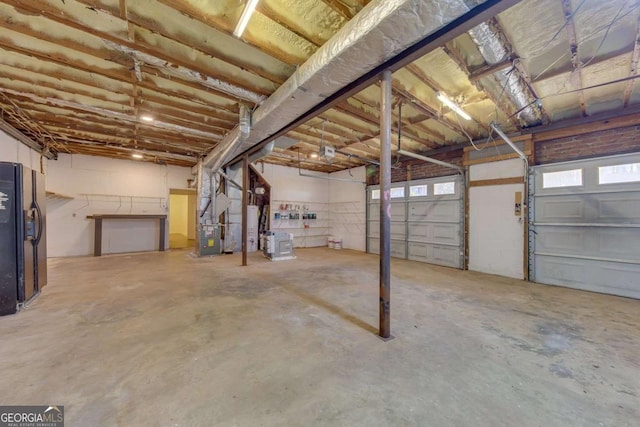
[86,214,167,256]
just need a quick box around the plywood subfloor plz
[0,249,638,426]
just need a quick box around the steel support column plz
[242,155,249,267]
[379,69,392,339]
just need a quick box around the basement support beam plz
[242,155,249,267]
[379,69,392,340]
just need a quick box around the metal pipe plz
[379,69,392,340]
[242,155,249,267]
[217,167,243,190]
[210,172,217,224]
[489,123,528,164]
[397,149,464,175]
[298,170,365,184]
[296,152,365,183]
[334,149,400,169]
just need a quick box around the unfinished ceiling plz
[0,0,638,171]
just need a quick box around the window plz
[434,182,455,195]
[542,169,582,188]
[409,184,428,197]
[390,187,405,199]
[599,163,640,184]
[371,189,380,200]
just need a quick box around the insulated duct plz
[197,161,211,223]
[204,105,252,173]
[462,6,541,124]
[202,0,493,170]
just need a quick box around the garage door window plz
[409,184,428,197]
[390,187,405,198]
[371,189,380,200]
[599,163,640,184]
[542,169,582,188]
[434,182,455,195]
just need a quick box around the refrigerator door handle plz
[33,200,43,245]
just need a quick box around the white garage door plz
[531,153,640,299]
[367,175,464,269]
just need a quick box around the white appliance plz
[262,231,295,261]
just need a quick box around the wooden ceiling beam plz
[623,16,640,108]
[256,3,324,47]
[0,40,239,122]
[443,42,522,129]
[156,0,309,66]
[389,85,473,139]
[481,18,550,124]
[0,44,240,117]
[2,0,272,97]
[321,0,355,20]
[41,123,215,150]
[9,100,228,140]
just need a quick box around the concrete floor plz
[1,248,638,426]
[169,233,195,249]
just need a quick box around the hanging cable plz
[394,101,402,166]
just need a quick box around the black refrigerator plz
[0,162,47,316]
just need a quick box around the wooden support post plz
[242,155,249,267]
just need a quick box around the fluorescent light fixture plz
[234,0,260,38]
[132,153,144,159]
[141,115,154,122]
[436,92,471,121]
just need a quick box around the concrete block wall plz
[46,154,192,257]
[0,129,45,172]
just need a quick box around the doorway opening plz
[169,189,197,249]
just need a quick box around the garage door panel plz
[532,153,640,299]
[367,238,406,258]
[535,226,640,260]
[408,200,460,222]
[368,221,406,239]
[538,198,586,221]
[367,203,406,221]
[408,242,461,268]
[407,222,460,245]
[368,174,462,268]
[535,255,640,299]
[535,228,585,251]
[597,197,640,221]
[536,192,640,223]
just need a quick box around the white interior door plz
[468,159,525,279]
[469,184,524,279]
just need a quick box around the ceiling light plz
[141,115,154,122]
[132,153,143,159]
[436,92,471,121]
[309,152,318,159]
[234,0,260,38]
